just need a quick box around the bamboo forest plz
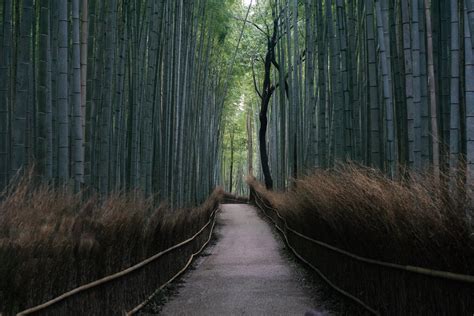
[1,0,473,315]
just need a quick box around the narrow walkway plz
[159,204,317,315]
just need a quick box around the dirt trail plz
[159,204,322,316]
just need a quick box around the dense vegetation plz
[250,167,473,274]
[243,1,474,313]
[0,0,236,313]
[1,0,473,313]
[249,171,473,315]
[0,0,242,207]
[236,0,473,192]
[0,171,223,313]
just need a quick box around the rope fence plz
[250,188,474,316]
[126,208,219,315]
[16,208,220,315]
[252,191,379,315]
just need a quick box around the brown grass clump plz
[249,164,474,274]
[0,173,223,314]
[249,165,474,314]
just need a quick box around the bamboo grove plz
[245,0,474,197]
[0,0,236,207]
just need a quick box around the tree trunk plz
[449,0,460,175]
[81,0,88,151]
[424,0,440,178]
[366,0,382,169]
[0,0,12,188]
[37,0,53,180]
[12,0,33,177]
[257,18,278,190]
[464,3,474,197]
[72,0,84,191]
[376,0,395,177]
[57,0,69,182]
[247,104,254,175]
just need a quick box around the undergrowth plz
[0,172,223,314]
[248,164,474,274]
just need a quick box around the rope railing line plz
[222,198,249,204]
[252,195,380,316]
[126,208,219,315]
[222,193,249,203]
[251,189,474,283]
[17,208,220,316]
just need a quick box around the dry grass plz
[249,164,474,274]
[0,173,223,314]
[248,165,474,314]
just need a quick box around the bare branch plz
[252,58,263,99]
[232,16,269,38]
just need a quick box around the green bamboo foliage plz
[2,0,474,211]
[249,0,472,210]
[0,0,232,208]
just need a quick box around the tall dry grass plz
[0,173,223,314]
[249,165,474,314]
[249,164,474,274]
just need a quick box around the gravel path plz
[158,204,325,316]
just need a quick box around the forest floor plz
[139,204,336,315]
